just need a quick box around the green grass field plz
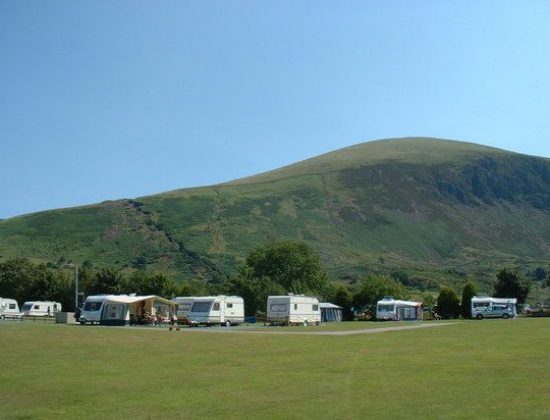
[1,319,549,419]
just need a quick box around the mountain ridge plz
[2,137,550,292]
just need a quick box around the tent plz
[101,295,176,326]
[320,302,343,322]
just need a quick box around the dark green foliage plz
[0,258,35,304]
[223,268,285,316]
[223,241,331,316]
[135,272,177,298]
[245,241,333,299]
[353,275,407,314]
[461,281,478,319]
[494,268,530,304]
[88,268,126,295]
[436,287,460,319]
[528,267,548,281]
[331,284,354,320]
[0,258,75,309]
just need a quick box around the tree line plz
[0,241,534,318]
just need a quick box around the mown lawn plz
[1,319,549,419]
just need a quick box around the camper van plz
[0,298,23,320]
[266,295,321,326]
[471,296,517,319]
[376,297,423,321]
[187,296,244,326]
[172,297,195,320]
[21,301,62,317]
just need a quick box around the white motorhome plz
[21,301,62,317]
[0,298,23,320]
[266,295,321,326]
[172,297,195,319]
[187,296,244,326]
[471,296,517,319]
[376,297,423,321]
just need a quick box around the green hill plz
[2,137,550,290]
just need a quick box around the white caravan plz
[21,301,62,317]
[80,294,176,326]
[267,295,321,326]
[187,296,244,326]
[471,296,517,319]
[0,298,23,320]
[80,295,109,324]
[172,297,195,319]
[376,297,423,321]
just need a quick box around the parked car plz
[475,305,515,319]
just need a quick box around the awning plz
[104,295,176,306]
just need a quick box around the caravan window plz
[294,304,298,310]
[227,303,233,308]
[378,305,394,312]
[270,304,287,312]
[84,302,102,311]
[192,301,213,313]
[473,302,490,309]
[312,304,319,311]
[22,304,32,311]
[213,302,220,311]
[9,303,16,310]
[34,305,40,310]
[178,303,192,312]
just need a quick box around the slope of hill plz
[2,137,550,290]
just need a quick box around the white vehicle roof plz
[191,295,243,302]
[472,296,517,304]
[376,298,422,307]
[85,294,175,306]
[268,295,319,302]
[320,302,342,309]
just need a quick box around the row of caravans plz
[375,296,518,321]
[0,298,62,319]
[175,294,323,326]
[79,294,323,327]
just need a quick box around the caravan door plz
[103,303,126,323]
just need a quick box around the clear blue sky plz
[2,1,550,219]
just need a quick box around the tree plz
[494,268,530,304]
[89,268,125,295]
[140,273,177,298]
[245,241,332,299]
[0,258,36,303]
[461,281,478,319]
[223,268,285,316]
[353,275,407,315]
[223,241,331,316]
[331,284,354,321]
[436,287,460,319]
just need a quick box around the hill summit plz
[2,137,550,290]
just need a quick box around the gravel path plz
[180,322,458,336]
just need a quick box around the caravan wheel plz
[0,314,4,320]
[225,321,231,327]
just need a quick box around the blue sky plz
[1,1,550,219]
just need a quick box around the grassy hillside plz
[2,137,550,292]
